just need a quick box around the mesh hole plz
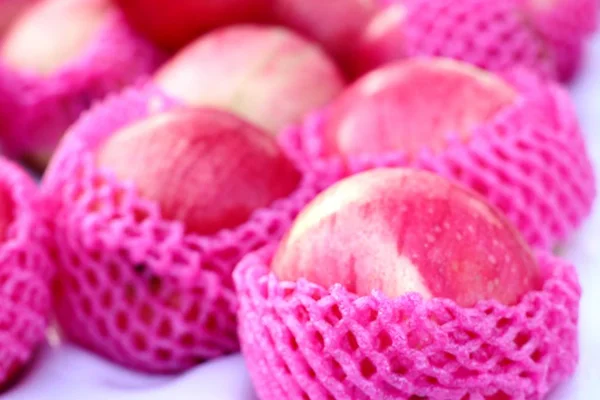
[138,303,155,325]
[108,262,121,283]
[82,296,93,316]
[96,318,109,337]
[115,311,129,332]
[390,356,413,375]
[180,333,195,348]
[375,331,393,351]
[530,348,544,362]
[205,313,218,332]
[132,332,148,351]
[289,335,299,351]
[100,290,113,309]
[360,358,377,379]
[325,305,343,325]
[330,359,346,381]
[343,331,359,352]
[455,366,478,379]
[496,317,511,329]
[157,319,173,338]
[85,269,100,290]
[184,302,200,323]
[313,331,324,351]
[156,348,172,362]
[513,331,531,349]
[486,391,510,400]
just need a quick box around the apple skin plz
[323,59,517,160]
[350,3,408,77]
[1,0,112,75]
[0,0,37,36]
[154,24,345,136]
[272,168,541,307]
[96,107,302,236]
[0,185,13,242]
[271,0,380,76]
[113,0,272,50]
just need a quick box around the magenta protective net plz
[396,0,557,80]
[279,67,596,250]
[0,158,53,387]
[0,11,163,160]
[234,245,581,400]
[40,85,341,373]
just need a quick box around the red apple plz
[96,107,302,235]
[113,0,272,50]
[154,25,345,135]
[323,59,517,160]
[1,0,111,75]
[350,2,408,76]
[0,0,36,36]
[272,168,541,306]
[271,0,380,75]
[0,185,13,242]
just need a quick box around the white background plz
[3,36,599,400]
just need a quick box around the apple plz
[113,0,272,50]
[0,185,13,242]
[96,107,302,235]
[323,59,517,160]
[1,0,112,75]
[0,0,36,36]
[271,0,380,75]
[350,2,408,76]
[154,24,345,136]
[272,168,541,306]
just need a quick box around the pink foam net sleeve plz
[0,158,53,388]
[40,85,342,373]
[0,11,163,160]
[234,245,581,400]
[279,67,596,250]
[396,0,558,80]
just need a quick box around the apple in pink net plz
[1,0,112,75]
[114,0,272,50]
[272,168,541,306]
[271,0,379,75]
[96,107,301,235]
[154,25,345,136]
[323,59,517,160]
[0,186,13,242]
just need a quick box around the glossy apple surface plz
[97,107,301,235]
[272,168,541,306]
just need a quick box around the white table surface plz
[3,35,599,400]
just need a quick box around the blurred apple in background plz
[113,0,272,50]
[271,0,380,77]
[1,0,112,75]
[323,58,517,160]
[0,0,37,36]
[272,168,541,306]
[97,107,302,235]
[154,25,345,135]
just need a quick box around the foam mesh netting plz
[235,246,581,400]
[41,85,340,373]
[396,0,557,80]
[0,11,163,161]
[0,158,53,387]
[280,67,596,250]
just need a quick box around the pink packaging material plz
[280,67,596,250]
[518,0,598,81]
[234,245,581,400]
[41,85,341,373]
[386,0,557,80]
[0,10,163,163]
[0,157,53,388]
